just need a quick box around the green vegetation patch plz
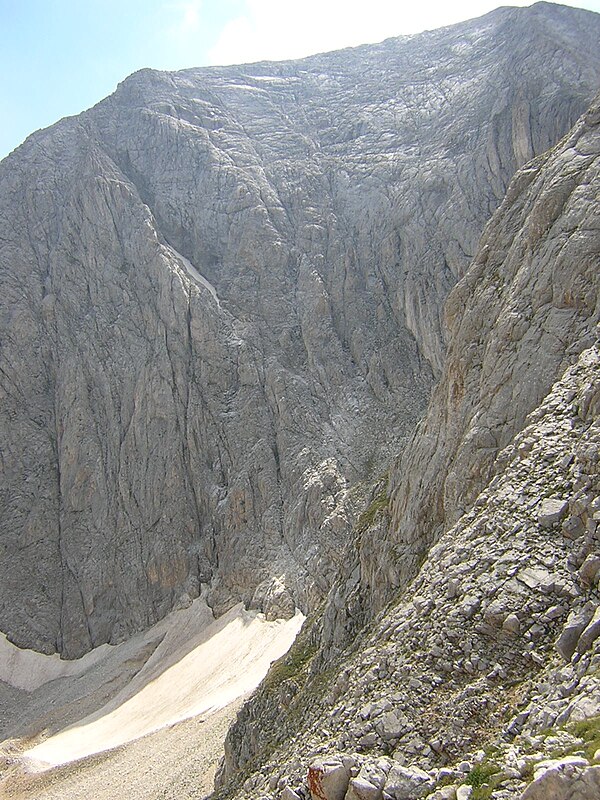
[465,761,504,800]
[356,487,389,533]
[567,715,600,761]
[262,622,318,692]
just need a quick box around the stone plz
[433,790,457,800]
[503,613,521,635]
[484,599,508,627]
[517,568,555,593]
[533,756,589,779]
[579,556,600,587]
[521,762,600,800]
[456,787,472,800]
[538,499,569,528]
[576,607,600,654]
[562,515,585,539]
[556,693,600,725]
[447,580,461,600]
[556,607,595,661]
[308,759,351,800]
[344,777,382,800]
[358,734,379,749]
[251,578,296,621]
[384,764,434,799]
[376,712,406,741]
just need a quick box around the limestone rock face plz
[1,3,600,656]
[218,245,600,800]
[362,86,600,618]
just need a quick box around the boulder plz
[556,606,595,661]
[384,764,434,799]
[344,777,382,800]
[520,761,600,800]
[538,499,569,528]
[503,613,521,634]
[308,758,351,800]
[577,607,600,654]
[579,555,600,587]
[282,789,302,800]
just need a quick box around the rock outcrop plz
[1,2,600,659]
[384,84,600,597]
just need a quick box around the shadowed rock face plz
[0,3,599,657]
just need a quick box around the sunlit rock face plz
[0,2,599,657]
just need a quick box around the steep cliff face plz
[381,82,600,604]
[216,90,600,800]
[324,85,600,654]
[1,3,600,658]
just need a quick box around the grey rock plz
[579,556,600,587]
[503,613,521,635]
[250,578,296,621]
[562,515,585,539]
[384,764,433,799]
[538,499,569,529]
[533,756,590,779]
[556,693,600,726]
[344,777,382,800]
[429,790,457,800]
[359,55,600,626]
[358,734,379,749]
[518,568,555,593]
[308,758,350,800]
[556,607,595,661]
[576,607,600,654]
[376,712,406,741]
[521,761,600,800]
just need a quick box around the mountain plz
[1,2,599,661]
[0,4,599,800]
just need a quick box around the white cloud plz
[206,0,535,66]
[167,0,204,44]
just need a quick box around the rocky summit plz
[0,3,599,800]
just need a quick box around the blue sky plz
[1,0,599,161]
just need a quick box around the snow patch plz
[21,600,304,771]
[168,245,220,305]
[0,632,114,692]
